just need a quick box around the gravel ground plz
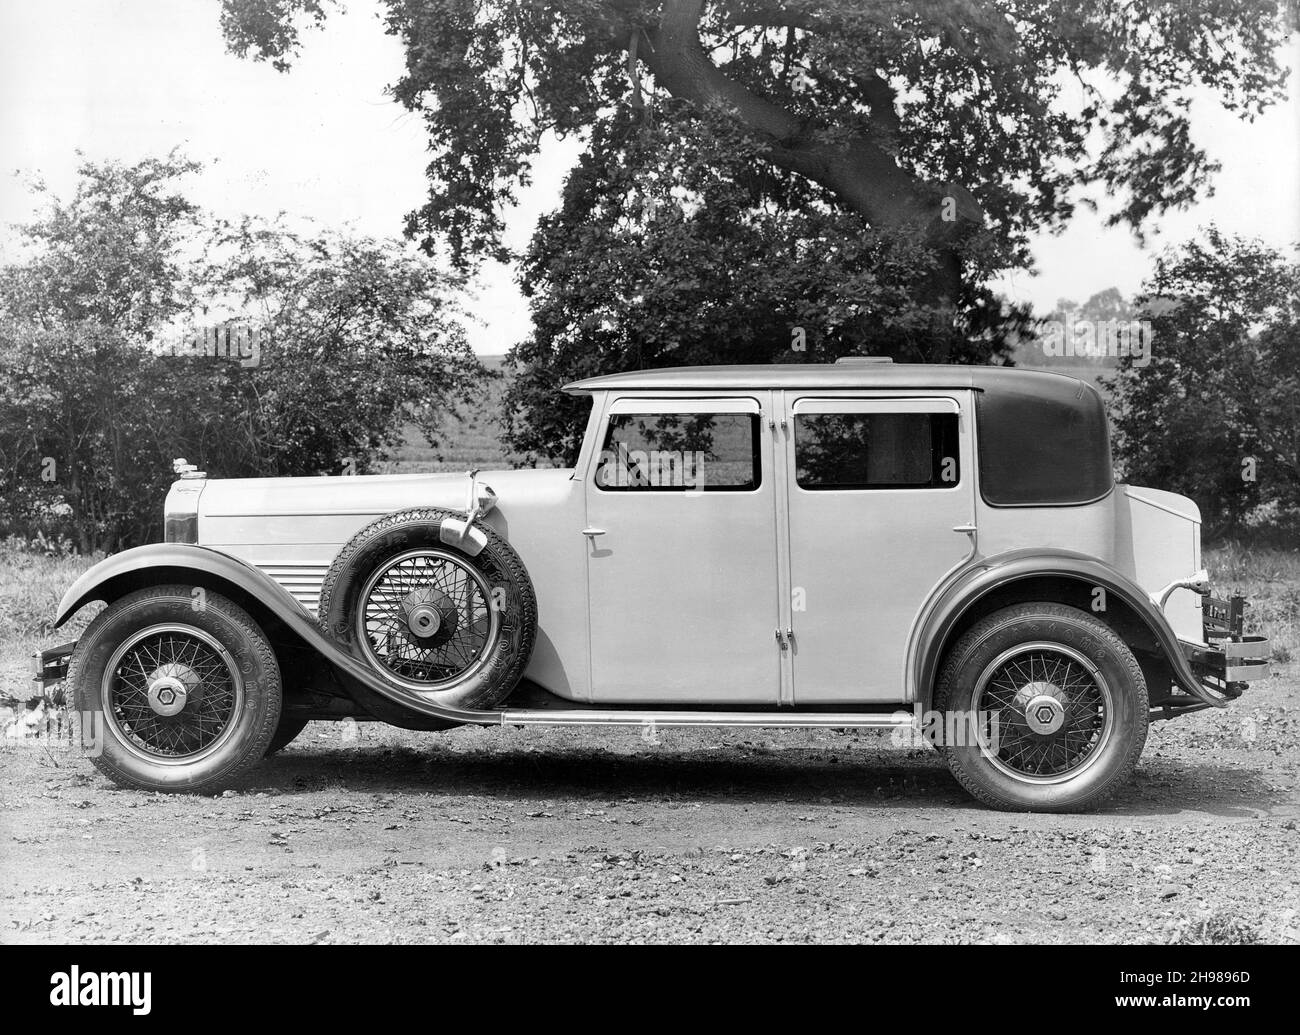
[3,668,1298,945]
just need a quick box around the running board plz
[496,708,916,729]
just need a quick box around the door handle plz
[581,528,607,539]
[952,524,977,534]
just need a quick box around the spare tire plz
[317,507,537,712]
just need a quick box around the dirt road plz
[3,678,1298,945]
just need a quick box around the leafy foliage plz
[503,107,1019,462]
[220,0,1295,265]
[195,218,483,478]
[219,0,1297,463]
[0,156,484,551]
[1106,230,1300,536]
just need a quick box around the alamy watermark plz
[49,967,151,1015]
[595,444,707,490]
[1036,315,1152,368]
[891,705,1002,751]
[165,322,261,368]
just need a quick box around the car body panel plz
[190,467,593,701]
[563,362,1081,395]
[56,362,1260,724]
[581,391,783,704]
[1112,485,1204,645]
[781,391,976,703]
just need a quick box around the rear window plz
[976,378,1113,506]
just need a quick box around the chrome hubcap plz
[407,605,441,636]
[401,587,452,639]
[356,549,500,694]
[1021,686,1066,735]
[146,669,191,716]
[973,641,1114,784]
[101,624,242,762]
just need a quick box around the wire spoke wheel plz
[101,623,243,764]
[355,548,501,693]
[973,641,1114,785]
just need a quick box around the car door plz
[781,393,976,704]
[584,394,781,704]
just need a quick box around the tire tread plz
[68,584,281,793]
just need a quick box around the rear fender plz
[910,548,1221,709]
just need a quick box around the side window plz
[594,412,761,492]
[795,412,960,490]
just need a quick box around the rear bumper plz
[1182,635,1270,691]
[1146,635,1268,720]
[1173,588,1270,708]
[1148,582,1269,718]
[1194,591,1270,683]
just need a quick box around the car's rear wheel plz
[68,585,282,792]
[934,602,1148,812]
[318,508,537,713]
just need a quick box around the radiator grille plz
[256,563,330,616]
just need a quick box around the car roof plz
[562,361,1093,396]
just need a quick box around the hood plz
[196,467,576,521]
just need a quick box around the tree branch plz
[639,1,982,253]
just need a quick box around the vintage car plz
[37,359,1270,811]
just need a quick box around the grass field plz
[0,542,103,709]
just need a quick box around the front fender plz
[909,548,1219,708]
[54,544,501,726]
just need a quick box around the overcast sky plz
[2,0,1297,354]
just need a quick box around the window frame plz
[790,396,964,493]
[592,396,765,494]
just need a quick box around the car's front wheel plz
[264,712,310,756]
[933,602,1148,812]
[68,585,282,792]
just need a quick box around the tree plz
[195,218,483,478]
[0,157,484,551]
[222,0,1294,270]
[503,108,1021,462]
[0,154,204,551]
[219,0,1296,460]
[1106,230,1300,537]
[1048,289,1137,326]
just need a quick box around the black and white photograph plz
[1,0,1298,1004]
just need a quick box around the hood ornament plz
[172,458,206,480]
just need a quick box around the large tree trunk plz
[632,0,981,355]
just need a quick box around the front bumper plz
[33,640,75,690]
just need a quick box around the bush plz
[0,156,486,552]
